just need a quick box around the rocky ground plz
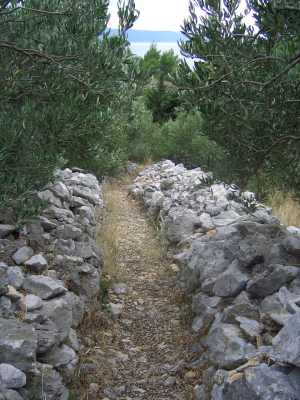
[75,180,200,400]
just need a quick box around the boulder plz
[42,296,73,342]
[6,267,24,289]
[0,318,37,372]
[25,363,69,400]
[283,236,300,256]
[38,190,62,208]
[12,247,34,265]
[23,295,43,312]
[273,312,300,366]
[25,255,48,273]
[203,321,255,369]
[213,260,248,298]
[247,264,299,298]
[23,276,66,300]
[0,364,26,389]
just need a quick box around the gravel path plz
[76,180,199,400]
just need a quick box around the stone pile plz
[131,160,300,400]
[0,168,103,399]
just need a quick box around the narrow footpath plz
[75,178,199,399]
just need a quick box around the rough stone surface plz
[25,255,48,273]
[12,247,34,265]
[0,318,37,372]
[23,275,66,300]
[0,364,26,389]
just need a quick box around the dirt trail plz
[76,178,199,400]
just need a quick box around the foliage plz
[139,45,181,123]
[178,0,300,190]
[154,110,226,171]
[0,0,139,220]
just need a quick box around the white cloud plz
[108,0,190,31]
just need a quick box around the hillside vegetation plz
[1,0,300,220]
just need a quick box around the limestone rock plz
[12,247,34,265]
[0,364,26,389]
[23,275,66,300]
[25,255,48,273]
[0,318,37,372]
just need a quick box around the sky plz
[108,0,253,32]
[108,0,190,31]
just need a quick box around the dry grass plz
[269,191,300,227]
[97,181,121,281]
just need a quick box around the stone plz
[40,344,77,368]
[44,206,74,224]
[260,292,291,325]
[0,364,26,389]
[235,316,263,339]
[54,239,76,256]
[66,329,80,352]
[213,260,248,297]
[164,208,199,243]
[283,236,300,256]
[220,363,300,400]
[25,363,69,400]
[6,286,23,302]
[38,216,57,231]
[222,291,259,323]
[212,210,241,227]
[12,247,34,265]
[23,275,66,300]
[192,316,205,333]
[0,318,37,372]
[0,225,16,239]
[42,296,73,342]
[0,297,13,318]
[6,267,24,289]
[109,303,123,319]
[38,190,62,208]
[56,225,82,241]
[273,312,300,366]
[50,182,70,201]
[247,264,299,298]
[203,322,255,369]
[112,283,128,295]
[23,294,43,311]
[71,186,100,205]
[35,320,60,354]
[25,255,48,273]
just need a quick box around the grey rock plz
[25,255,48,273]
[56,225,82,241]
[0,297,13,318]
[54,239,76,256]
[0,318,37,372]
[273,312,300,366]
[38,216,57,232]
[49,182,70,201]
[66,329,80,352]
[12,247,34,265]
[44,206,74,224]
[283,236,300,256]
[221,363,300,400]
[235,316,263,339]
[0,364,26,389]
[213,260,248,297]
[6,267,24,289]
[222,291,259,323]
[1,390,24,400]
[192,316,205,333]
[42,296,73,342]
[38,190,62,208]
[247,264,299,298]
[35,320,60,354]
[25,363,69,400]
[23,275,66,300]
[164,208,199,243]
[112,283,128,295]
[199,213,215,232]
[23,295,43,312]
[71,186,100,205]
[0,226,16,239]
[64,292,84,328]
[40,344,77,368]
[109,303,123,319]
[204,322,255,368]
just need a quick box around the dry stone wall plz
[131,160,300,400]
[0,168,103,400]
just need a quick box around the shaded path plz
[77,179,199,399]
